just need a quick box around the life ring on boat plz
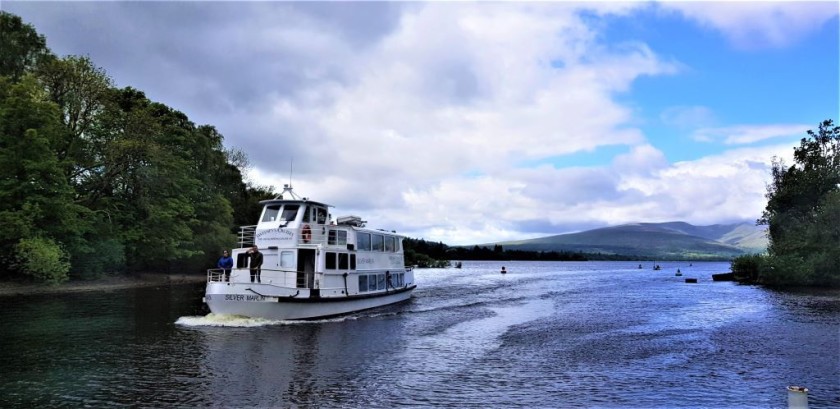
[301,224,312,243]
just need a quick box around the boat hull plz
[205,283,416,320]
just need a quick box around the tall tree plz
[759,120,840,286]
[0,76,86,282]
[0,12,51,80]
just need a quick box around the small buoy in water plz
[676,268,682,276]
[501,266,507,274]
[685,278,697,283]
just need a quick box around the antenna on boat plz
[275,159,303,200]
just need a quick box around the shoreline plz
[0,273,206,297]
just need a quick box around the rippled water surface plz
[1,261,838,408]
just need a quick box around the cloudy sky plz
[5,1,839,245]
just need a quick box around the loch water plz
[0,261,838,408]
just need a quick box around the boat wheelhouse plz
[204,185,416,320]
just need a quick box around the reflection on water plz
[1,261,838,408]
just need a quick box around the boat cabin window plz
[302,206,328,224]
[357,233,371,251]
[280,251,294,268]
[325,252,355,270]
[328,230,347,246]
[384,236,395,252]
[261,205,281,222]
[372,234,384,251]
[358,272,401,293]
[280,205,300,223]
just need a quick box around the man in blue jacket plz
[217,250,233,282]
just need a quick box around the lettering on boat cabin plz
[357,257,375,265]
[255,228,295,241]
[223,294,266,302]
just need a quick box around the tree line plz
[732,119,840,287]
[402,238,647,268]
[0,12,276,283]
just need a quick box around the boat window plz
[350,254,356,270]
[316,208,327,224]
[357,233,371,251]
[395,273,403,287]
[372,234,384,252]
[377,274,386,290]
[384,236,394,252]
[280,205,299,222]
[261,205,280,222]
[326,252,336,270]
[280,251,295,268]
[395,239,401,252]
[368,275,377,291]
[328,230,348,246]
[358,275,368,292]
[338,253,349,270]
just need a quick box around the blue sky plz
[4,1,839,245]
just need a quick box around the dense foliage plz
[734,119,840,287]
[0,12,275,283]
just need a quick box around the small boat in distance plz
[203,184,416,320]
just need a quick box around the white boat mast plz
[275,184,304,201]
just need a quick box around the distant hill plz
[491,222,768,260]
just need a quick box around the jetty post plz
[787,386,808,409]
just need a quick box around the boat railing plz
[238,224,355,249]
[238,225,257,248]
[207,268,227,282]
[207,267,314,288]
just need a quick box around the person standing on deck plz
[248,246,263,283]
[217,250,233,282]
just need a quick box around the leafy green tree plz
[758,119,840,286]
[0,12,51,80]
[13,236,70,284]
[0,12,277,280]
[0,76,87,281]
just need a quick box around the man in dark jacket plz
[248,246,263,283]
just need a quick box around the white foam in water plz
[174,313,365,327]
[175,313,286,327]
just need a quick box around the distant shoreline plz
[0,273,206,297]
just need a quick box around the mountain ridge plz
[487,221,768,260]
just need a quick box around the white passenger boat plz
[204,185,416,320]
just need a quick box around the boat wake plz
[175,313,377,327]
[175,313,288,327]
